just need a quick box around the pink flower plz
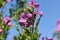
[7,0,12,2]
[7,22,12,26]
[23,22,28,27]
[27,13,33,20]
[33,2,39,8]
[34,11,38,18]
[19,18,28,26]
[56,19,60,32]
[40,11,43,16]
[20,12,27,18]
[0,28,2,34]
[19,18,27,23]
[28,2,33,6]
[38,10,43,17]
[3,17,10,23]
[28,1,39,8]
[28,1,35,6]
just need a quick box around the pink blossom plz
[3,17,10,23]
[56,19,60,32]
[33,2,39,8]
[38,10,43,16]
[7,0,12,2]
[40,11,43,16]
[19,18,27,23]
[28,1,35,6]
[27,13,33,20]
[23,22,28,27]
[19,18,29,26]
[28,1,39,8]
[7,22,12,26]
[0,28,2,34]
[28,2,33,6]
[20,12,27,18]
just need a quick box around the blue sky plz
[0,0,60,40]
[38,0,60,40]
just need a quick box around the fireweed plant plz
[0,0,43,40]
[0,0,13,40]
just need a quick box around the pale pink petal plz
[7,22,12,26]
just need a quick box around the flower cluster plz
[19,12,34,27]
[28,0,39,9]
[0,0,43,40]
[18,0,43,27]
[19,11,43,27]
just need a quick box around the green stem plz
[34,16,42,40]
[3,25,5,40]
[3,24,8,40]
[58,33,60,40]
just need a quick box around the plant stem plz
[58,32,60,40]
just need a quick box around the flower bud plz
[28,1,39,9]
[40,11,43,16]
[33,2,39,8]
[27,13,33,20]
[7,22,12,26]
[56,19,60,32]
[7,0,12,2]
[0,28,2,34]
[19,18,27,24]
[38,11,43,17]
[19,18,29,27]
[20,12,27,18]
[3,17,10,24]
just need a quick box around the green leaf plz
[0,1,6,8]
[0,0,3,3]
[9,8,15,17]
[23,28,32,36]
[17,8,24,14]
[28,6,34,13]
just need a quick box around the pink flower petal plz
[27,13,33,19]
[3,17,10,23]
[0,28,2,33]
[56,19,60,32]
[7,0,12,2]
[7,22,12,26]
